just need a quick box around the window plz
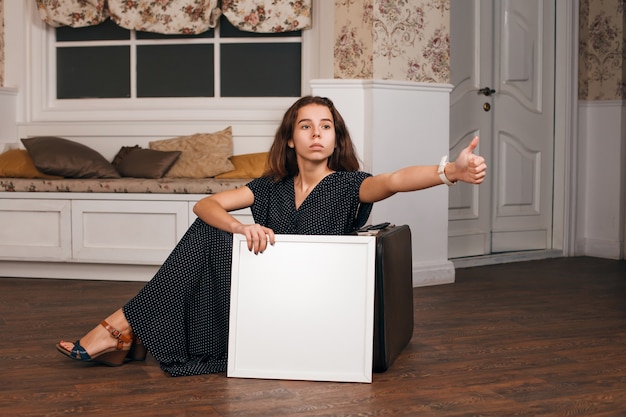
[17,1,332,122]
[55,16,302,100]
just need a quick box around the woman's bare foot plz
[58,308,132,357]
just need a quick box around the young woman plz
[57,96,486,376]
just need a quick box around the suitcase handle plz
[356,222,392,235]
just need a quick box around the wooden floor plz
[1,256,625,417]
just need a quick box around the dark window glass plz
[221,43,301,97]
[136,29,214,40]
[137,44,214,97]
[54,17,301,99]
[220,15,300,38]
[57,46,130,98]
[56,20,130,41]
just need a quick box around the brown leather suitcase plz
[370,224,414,372]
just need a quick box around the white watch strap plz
[438,155,456,186]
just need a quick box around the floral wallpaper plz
[334,0,374,79]
[0,0,4,87]
[578,0,625,100]
[333,0,450,83]
[1,0,625,98]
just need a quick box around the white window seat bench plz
[0,121,275,282]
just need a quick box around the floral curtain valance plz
[36,0,109,27]
[222,0,311,33]
[35,0,311,34]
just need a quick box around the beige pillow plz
[149,127,235,178]
[215,152,269,179]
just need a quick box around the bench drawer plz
[0,199,72,261]
[72,200,189,265]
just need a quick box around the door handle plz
[477,87,496,96]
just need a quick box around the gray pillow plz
[21,136,120,179]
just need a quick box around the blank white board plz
[227,234,376,383]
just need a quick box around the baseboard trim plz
[412,260,455,287]
[451,250,563,269]
[0,261,157,282]
[579,238,623,260]
[4,259,457,287]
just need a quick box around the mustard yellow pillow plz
[215,152,269,179]
[149,127,235,178]
[0,149,62,179]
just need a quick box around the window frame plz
[54,18,303,100]
[24,2,328,123]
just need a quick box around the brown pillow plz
[215,152,269,179]
[0,149,62,179]
[149,127,235,178]
[115,148,181,178]
[112,145,142,167]
[21,136,120,179]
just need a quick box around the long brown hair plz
[265,96,361,180]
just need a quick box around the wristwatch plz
[438,155,456,186]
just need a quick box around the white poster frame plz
[227,234,376,383]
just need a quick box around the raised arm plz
[359,136,486,203]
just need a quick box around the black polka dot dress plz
[123,171,373,376]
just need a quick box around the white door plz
[449,0,555,258]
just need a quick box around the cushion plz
[149,127,235,178]
[112,145,141,167]
[21,136,120,179]
[115,148,181,179]
[215,152,269,179]
[0,149,62,179]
